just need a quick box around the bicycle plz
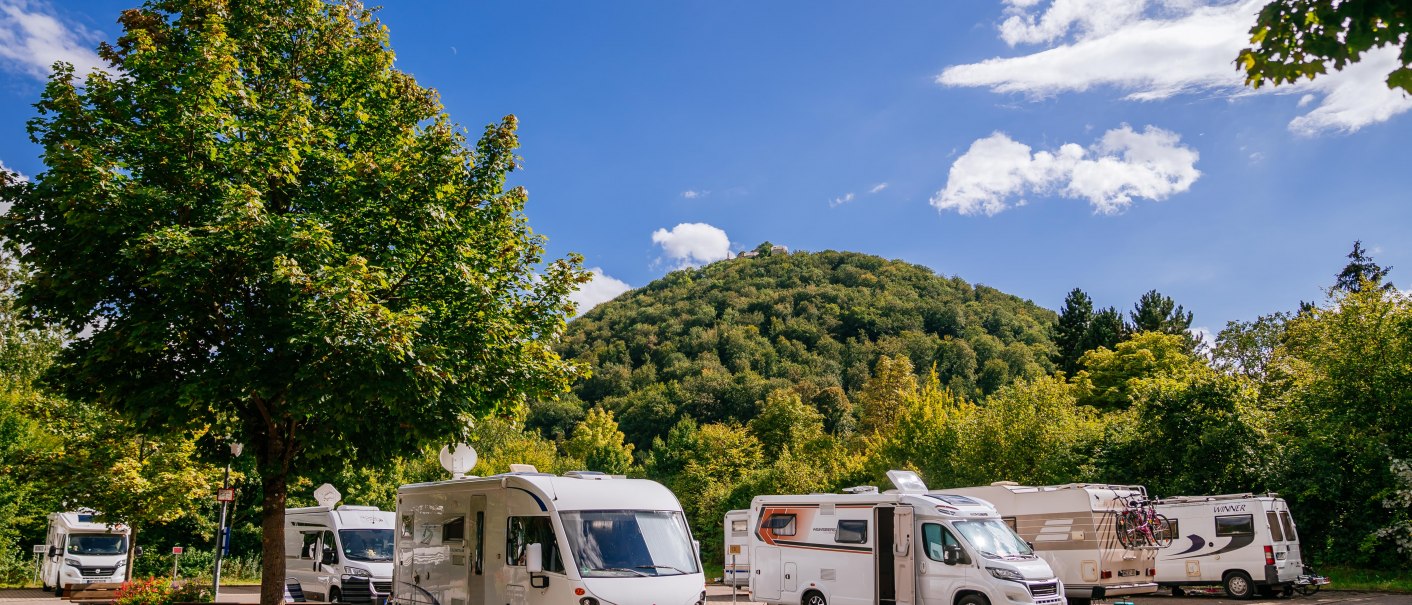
[1114,495,1173,548]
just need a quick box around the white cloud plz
[651,222,731,268]
[0,0,106,81]
[933,124,1200,215]
[569,268,632,316]
[868,182,889,194]
[0,159,27,182]
[829,192,856,207]
[938,0,1412,134]
[681,190,709,199]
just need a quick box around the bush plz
[114,578,172,605]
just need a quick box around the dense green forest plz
[2,246,1410,583]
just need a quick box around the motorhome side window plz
[474,511,485,575]
[300,531,320,560]
[1279,511,1297,541]
[731,519,748,537]
[1164,518,1180,542]
[1215,514,1255,537]
[762,514,796,536]
[442,516,466,543]
[1266,511,1285,541]
[506,516,564,573]
[921,523,964,562]
[836,520,867,544]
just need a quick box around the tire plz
[1224,571,1255,599]
[958,594,990,605]
[1115,513,1135,548]
[802,590,826,605]
[329,587,342,604]
[1282,585,1295,598]
[1172,587,1186,597]
[53,574,63,597]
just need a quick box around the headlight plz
[987,567,1025,581]
[345,567,372,577]
[64,558,81,568]
[116,559,126,568]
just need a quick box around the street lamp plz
[213,442,243,600]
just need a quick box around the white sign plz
[314,483,342,508]
[32,544,45,554]
[439,444,477,478]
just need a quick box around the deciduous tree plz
[1239,0,1412,94]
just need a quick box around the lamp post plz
[213,442,243,600]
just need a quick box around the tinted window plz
[921,523,965,563]
[762,514,796,536]
[731,519,748,537]
[1215,514,1254,537]
[836,520,867,544]
[300,531,321,560]
[1267,512,1284,541]
[339,529,394,562]
[1163,519,1180,542]
[1279,512,1298,542]
[506,516,564,573]
[443,516,466,542]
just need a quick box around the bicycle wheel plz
[1152,514,1174,548]
[1115,512,1135,548]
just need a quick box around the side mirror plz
[693,540,701,557]
[321,549,338,566]
[943,545,962,566]
[525,543,543,574]
[48,546,58,558]
[134,546,143,558]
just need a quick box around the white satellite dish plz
[439,443,478,478]
[313,483,341,508]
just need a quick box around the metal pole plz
[213,458,231,600]
[731,554,737,605]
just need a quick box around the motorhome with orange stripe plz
[749,471,1065,605]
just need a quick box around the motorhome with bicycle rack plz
[724,509,751,587]
[285,485,397,604]
[1152,493,1327,599]
[749,470,1065,605]
[40,510,131,596]
[389,452,706,605]
[943,483,1160,604]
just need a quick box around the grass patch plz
[1323,566,1412,592]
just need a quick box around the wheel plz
[53,575,63,597]
[803,590,827,605]
[1282,585,1294,598]
[1294,583,1319,596]
[958,594,991,605]
[1224,571,1255,599]
[1115,513,1135,548]
[1172,587,1186,597]
[329,587,342,603]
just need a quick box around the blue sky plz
[2,1,1410,338]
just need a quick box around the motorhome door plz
[893,506,915,605]
[754,546,781,601]
[468,495,485,604]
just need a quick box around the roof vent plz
[991,481,1019,486]
[508,464,539,473]
[564,471,610,480]
[842,485,878,494]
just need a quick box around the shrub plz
[114,578,172,605]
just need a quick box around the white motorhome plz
[1153,493,1321,599]
[390,467,706,605]
[724,509,751,587]
[285,498,397,603]
[945,483,1159,604]
[749,471,1065,605]
[40,510,130,596]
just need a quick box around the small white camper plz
[724,509,751,587]
[1153,493,1324,598]
[749,470,1065,605]
[285,493,397,604]
[944,483,1160,604]
[39,510,130,596]
[389,466,705,605]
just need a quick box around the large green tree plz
[1335,240,1395,293]
[0,2,584,602]
[1239,0,1412,94]
[1052,288,1094,376]
[1129,289,1197,351]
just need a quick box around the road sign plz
[217,488,236,502]
[32,544,45,554]
[171,546,183,555]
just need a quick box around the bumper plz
[1066,582,1157,599]
[339,576,393,604]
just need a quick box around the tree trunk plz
[125,525,137,582]
[258,436,291,605]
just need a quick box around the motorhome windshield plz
[339,529,394,562]
[67,534,127,555]
[561,510,700,578]
[953,519,1035,560]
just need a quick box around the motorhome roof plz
[752,492,1000,518]
[398,472,684,513]
[982,482,1148,495]
[50,511,126,534]
[1154,493,1280,504]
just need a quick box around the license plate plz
[1118,569,1140,577]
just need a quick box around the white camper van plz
[749,471,1065,605]
[285,503,397,603]
[39,510,130,596]
[1153,493,1324,599]
[724,509,751,587]
[945,483,1159,604]
[390,467,706,605]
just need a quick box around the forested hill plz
[541,249,1058,449]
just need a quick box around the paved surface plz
[3,586,1406,605]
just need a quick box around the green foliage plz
[959,376,1105,486]
[1239,0,1412,94]
[1129,289,1198,352]
[1336,240,1395,293]
[1213,312,1290,382]
[1081,306,1126,354]
[1053,288,1094,375]
[563,408,634,474]
[115,578,175,605]
[748,389,824,457]
[0,2,583,601]
[858,355,918,434]
[1074,332,1205,410]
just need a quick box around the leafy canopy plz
[1239,0,1412,93]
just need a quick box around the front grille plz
[1029,582,1060,597]
[372,582,392,594]
[79,567,116,577]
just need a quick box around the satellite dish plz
[313,483,341,508]
[439,443,478,478]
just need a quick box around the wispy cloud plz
[934,124,1200,216]
[0,0,107,81]
[0,159,27,182]
[938,0,1412,135]
[681,189,710,199]
[829,192,856,207]
[651,222,732,268]
[868,182,889,194]
[569,268,632,316]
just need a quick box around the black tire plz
[1295,583,1319,596]
[1282,585,1295,598]
[1225,571,1256,599]
[958,594,991,605]
[329,587,341,604]
[802,590,826,605]
[1172,587,1186,597]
